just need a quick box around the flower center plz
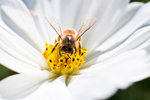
[42,39,87,75]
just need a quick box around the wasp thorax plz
[63,35,75,46]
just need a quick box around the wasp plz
[46,17,96,55]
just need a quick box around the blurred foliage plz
[0,0,150,100]
[131,0,150,3]
[0,65,16,80]
[109,78,150,100]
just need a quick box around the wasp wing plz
[46,17,63,39]
[76,18,96,41]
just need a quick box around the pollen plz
[42,39,87,75]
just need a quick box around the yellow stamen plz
[42,39,87,75]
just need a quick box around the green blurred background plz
[0,0,150,100]
[131,0,150,3]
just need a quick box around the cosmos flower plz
[0,0,150,100]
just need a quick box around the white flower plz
[0,0,150,100]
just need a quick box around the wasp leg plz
[79,44,81,55]
[78,38,82,55]
[66,54,71,59]
[74,47,77,53]
[59,46,62,56]
[51,42,59,53]
[70,49,73,55]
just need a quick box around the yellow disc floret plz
[42,39,87,75]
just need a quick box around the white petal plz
[22,0,36,9]
[0,27,48,68]
[58,0,83,28]
[0,0,44,52]
[18,0,53,43]
[31,16,54,43]
[29,0,59,18]
[69,75,118,100]
[94,2,143,49]
[137,39,150,50]
[102,25,150,56]
[0,49,41,74]
[81,0,128,50]
[0,71,51,99]
[108,2,144,35]
[31,14,57,44]
[69,50,150,100]
[84,25,150,66]
[99,2,150,52]
[24,0,129,47]
[113,26,150,52]
[21,77,74,100]
[24,0,59,43]
[85,2,145,58]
